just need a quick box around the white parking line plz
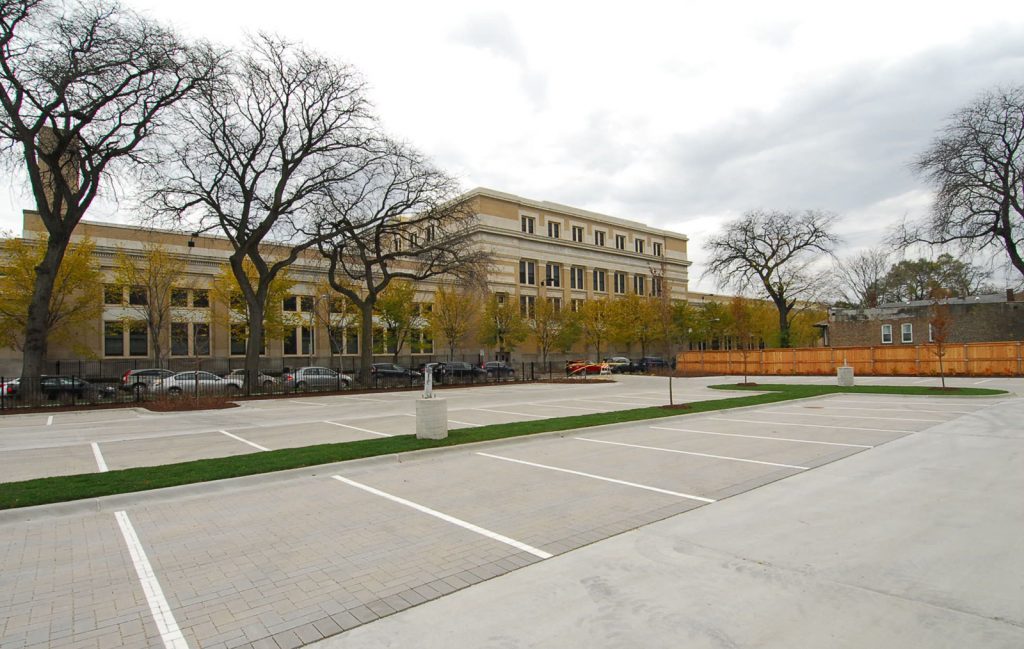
[218,430,270,451]
[91,442,109,472]
[114,511,190,649]
[650,425,872,448]
[758,409,947,423]
[449,420,483,427]
[340,395,392,403]
[710,417,906,433]
[323,421,393,437]
[828,398,985,407]
[973,378,997,385]
[471,408,548,419]
[527,403,599,411]
[332,475,551,559]
[477,452,715,503]
[572,399,658,407]
[574,437,809,470]
[792,404,972,415]
[289,399,327,407]
[46,415,53,426]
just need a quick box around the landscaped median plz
[0,383,1006,511]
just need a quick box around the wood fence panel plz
[676,340,1023,377]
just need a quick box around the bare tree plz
[0,0,218,385]
[928,287,954,389]
[146,34,373,389]
[316,140,490,384]
[902,85,1024,280]
[706,209,839,348]
[833,249,890,308]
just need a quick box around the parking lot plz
[0,376,745,483]
[1,375,1017,649]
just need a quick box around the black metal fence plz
[0,359,671,411]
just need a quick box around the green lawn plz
[0,382,1006,511]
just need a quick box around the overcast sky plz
[2,0,1023,291]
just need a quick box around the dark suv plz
[638,357,670,372]
[438,362,486,381]
[483,361,515,378]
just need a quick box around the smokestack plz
[37,127,81,213]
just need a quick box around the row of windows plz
[520,216,663,257]
[103,322,432,358]
[518,295,588,317]
[519,261,663,296]
[880,323,936,344]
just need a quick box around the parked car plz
[437,361,487,381]
[282,367,353,391]
[604,357,639,374]
[566,360,609,375]
[638,356,670,372]
[1,376,116,401]
[121,368,174,394]
[223,369,279,391]
[152,371,242,396]
[371,363,422,381]
[483,361,516,378]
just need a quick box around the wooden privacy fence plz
[676,341,1024,377]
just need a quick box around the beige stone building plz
[0,187,691,376]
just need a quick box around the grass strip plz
[0,383,1006,510]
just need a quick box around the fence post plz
[964,343,970,376]
[1018,341,1022,377]
[870,346,876,375]
[914,345,920,376]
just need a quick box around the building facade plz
[825,292,1024,348]
[0,188,692,376]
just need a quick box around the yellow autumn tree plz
[112,244,188,367]
[210,260,296,349]
[428,283,481,360]
[0,237,102,357]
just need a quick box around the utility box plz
[837,366,855,387]
[416,398,448,439]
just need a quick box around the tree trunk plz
[21,233,71,391]
[358,300,375,385]
[777,302,792,348]
[244,301,266,397]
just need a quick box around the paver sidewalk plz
[319,397,1024,648]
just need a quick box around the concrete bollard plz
[416,398,448,439]
[837,366,855,387]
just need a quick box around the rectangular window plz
[128,321,148,356]
[570,266,585,290]
[571,225,584,242]
[545,263,561,288]
[171,322,189,356]
[548,296,561,312]
[104,321,124,356]
[652,276,663,297]
[283,296,297,312]
[653,242,663,257]
[634,239,645,254]
[103,285,122,306]
[192,289,209,308]
[614,272,627,294]
[615,234,626,250]
[284,328,298,355]
[129,287,147,306]
[346,330,359,355]
[594,231,605,246]
[571,299,584,313]
[171,288,189,307]
[633,275,646,295]
[519,260,536,285]
[495,292,507,305]
[194,323,210,356]
[901,323,913,343]
[519,295,536,318]
[300,296,314,312]
[593,269,606,292]
[301,326,314,355]
[881,324,893,344]
[521,215,535,234]
[547,221,560,239]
